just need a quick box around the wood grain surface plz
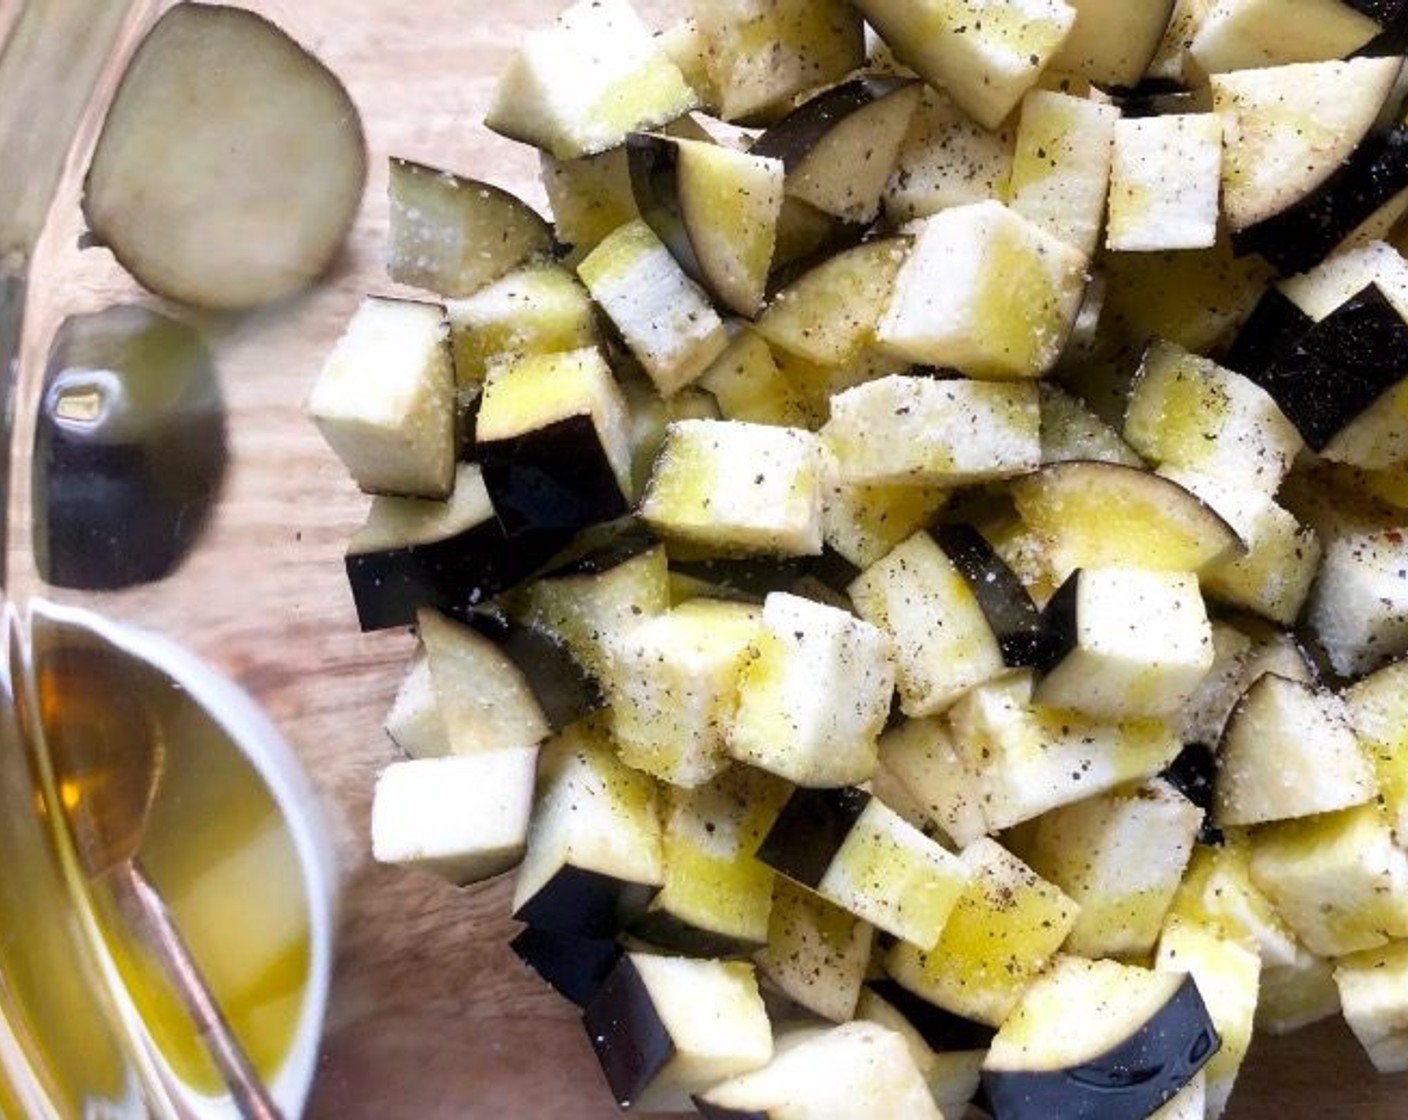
[11,2,1408,1117]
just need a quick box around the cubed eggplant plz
[1236,283,1408,449]
[1232,123,1408,274]
[981,962,1220,1120]
[583,954,772,1111]
[863,980,997,1054]
[510,926,623,1009]
[462,609,602,731]
[344,463,561,631]
[1222,286,1316,376]
[755,786,871,891]
[932,523,1051,668]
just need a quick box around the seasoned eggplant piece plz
[1188,0,1379,72]
[728,592,895,787]
[864,980,998,1054]
[756,786,970,950]
[932,523,1051,668]
[384,650,447,759]
[851,0,1077,130]
[308,296,456,500]
[1336,940,1408,1073]
[754,879,875,1023]
[692,0,865,123]
[83,2,366,309]
[387,158,552,298]
[749,77,922,225]
[877,202,1087,379]
[1048,0,1176,87]
[886,837,1078,1027]
[475,347,633,535]
[1211,57,1401,233]
[1235,284,1408,448]
[511,717,664,937]
[1107,114,1222,252]
[461,609,602,732]
[33,305,224,591]
[510,926,623,1009]
[1214,673,1378,827]
[981,958,1219,1120]
[583,953,772,1111]
[1232,123,1408,274]
[370,748,538,885]
[627,132,784,317]
[344,464,554,631]
[1035,567,1214,719]
[485,0,697,160]
[695,1022,942,1120]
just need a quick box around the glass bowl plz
[0,2,1405,1118]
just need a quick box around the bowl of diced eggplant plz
[20,0,1408,1116]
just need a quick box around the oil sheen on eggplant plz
[33,305,225,590]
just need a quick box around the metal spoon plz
[37,641,282,1120]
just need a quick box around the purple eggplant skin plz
[464,609,603,732]
[511,926,623,1009]
[1115,81,1203,118]
[1240,283,1408,449]
[1232,124,1408,275]
[33,305,225,591]
[1161,742,1225,846]
[1034,569,1081,676]
[627,132,709,297]
[582,955,677,1109]
[1348,0,1408,52]
[478,413,630,536]
[865,979,998,1053]
[933,524,1054,669]
[1222,286,1316,376]
[755,786,872,889]
[345,520,564,632]
[748,77,918,172]
[628,908,765,962]
[980,976,1219,1120]
[512,864,659,940]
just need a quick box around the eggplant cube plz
[819,452,950,570]
[824,375,1041,487]
[1010,461,1245,584]
[757,787,970,951]
[981,956,1219,1120]
[475,346,633,535]
[849,531,1006,718]
[876,202,1087,379]
[1107,114,1223,252]
[1035,567,1215,720]
[1307,516,1408,676]
[1049,0,1178,87]
[445,262,598,388]
[695,1021,942,1120]
[307,296,455,499]
[345,463,539,631]
[852,0,1077,131]
[754,877,875,1023]
[1346,658,1408,845]
[1155,915,1261,1118]
[693,0,865,123]
[947,670,1183,832]
[728,592,895,787]
[1335,939,1408,1073]
[1007,90,1119,260]
[484,0,698,160]
[578,219,728,396]
[1161,467,1321,626]
[417,608,550,755]
[1248,803,1408,957]
[879,716,989,849]
[1030,780,1203,958]
[640,420,825,556]
[635,767,789,955]
[1258,948,1340,1037]
[606,599,762,787]
[1124,341,1303,496]
[384,650,447,759]
[886,837,1079,1027]
[1168,838,1300,971]
[512,717,664,937]
[370,748,538,885]
[510,926,623,1010]
[584,953,772,1111]
[1214,673,1378,827]
[1188,0,1380,74]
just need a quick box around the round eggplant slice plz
[83,3,367,310]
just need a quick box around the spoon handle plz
[119,862,284,1120]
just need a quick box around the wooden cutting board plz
[21,1,1405,1116]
